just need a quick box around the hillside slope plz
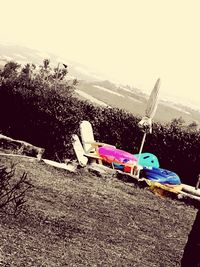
[0,155,197,267]
[75,80,200,124]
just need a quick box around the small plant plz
[0,164,33,216]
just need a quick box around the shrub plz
[0,164,32,216]
[0,60,200,186]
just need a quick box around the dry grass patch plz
[0,155,197,266]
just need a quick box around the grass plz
[0,154,198,267]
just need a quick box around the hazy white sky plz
[1,0,200,107]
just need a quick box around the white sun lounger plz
[80,120,116,164]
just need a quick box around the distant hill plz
[1,43,200,125]
[75,80,200,124]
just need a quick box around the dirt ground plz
[0,155,198,267]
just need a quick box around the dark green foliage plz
[0,164,32,216]
[0,60,200,186]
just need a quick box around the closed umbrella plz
[137,78,161,172]
[145,78,160,119]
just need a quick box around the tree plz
[1,61,20,79]
[19,63,36,84]
[187,121,198,132]
[170,117,185,129]
[53,63,68,81]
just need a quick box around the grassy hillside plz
[0,155,197,266]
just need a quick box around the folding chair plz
[78,121,142,178]
[80,120,115,164]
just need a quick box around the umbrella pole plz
[139,132,147,155]
[134,132,146,179]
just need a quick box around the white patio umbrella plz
[145,78,160,119]
[137,78,161,163]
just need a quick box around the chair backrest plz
[80,120,95,153]
[72,134,88,166]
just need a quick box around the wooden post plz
[195,174,200,190]
[0,134,44,160]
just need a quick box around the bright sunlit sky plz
[1,0,200,107]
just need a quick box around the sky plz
[1,0,200,107]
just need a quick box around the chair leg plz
[98,159,102,165]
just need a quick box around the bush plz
[0,60,200,186]
[0,164,32,216]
